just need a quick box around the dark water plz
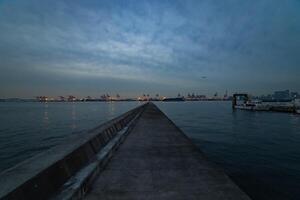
[0,101,300,200]
[0,101,140,172]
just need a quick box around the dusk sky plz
[0,0,300,98]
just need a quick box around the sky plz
[0,0,300,98]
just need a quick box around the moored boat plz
[235,100,270,111]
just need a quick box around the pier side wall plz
[0,103,147,200]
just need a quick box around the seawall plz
[0,103,147,200]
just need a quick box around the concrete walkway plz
[85,103,251,200]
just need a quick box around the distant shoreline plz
[0,98,233,103]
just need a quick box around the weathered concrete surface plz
[85,103,251,200]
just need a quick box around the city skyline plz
[1,89,299,102]
[1,0,300,98]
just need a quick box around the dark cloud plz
[0,0,300,98]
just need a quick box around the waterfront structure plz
[185,93,207,101]
[67,95,76,102]
[291,92,299,99]
[59,96,65,101]
[232,93,249,109]
[273,90,290,100]
[233,93,299,113]
[36,96,48,102]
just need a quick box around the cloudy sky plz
[0,0,300,98]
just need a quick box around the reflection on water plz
[108,101,116,118]
[0,102,139,172]
[43,103,49,130]
[71,103,76,130]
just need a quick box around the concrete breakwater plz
[0,103,251,200]
[0,103,147,200]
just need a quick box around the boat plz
[235,100,270,111]
[162,97,185,102]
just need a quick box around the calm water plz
[0,101,300,200]
[0,101,141,172]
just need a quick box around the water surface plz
[0,101,300,200]
[0,101,140,171]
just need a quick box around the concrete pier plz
[0,103,251,200]
[85,103,251,200]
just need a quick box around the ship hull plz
[162,97,185,102]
